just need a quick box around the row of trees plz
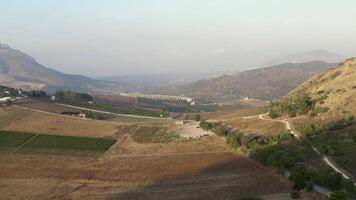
[55,90,93,103]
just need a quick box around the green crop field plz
[132,126,180,143]
[0,131,34,148]
[23,134,116,152]
[0,131,116,153]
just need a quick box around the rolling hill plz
[0,43,124,92]
[266,49,344,66]
[289,57,356,115]
[166,61,336,101]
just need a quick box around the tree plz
[194,114,201,122]
[329,190,348,200]
[5,99,12,106]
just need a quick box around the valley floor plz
[0,104,299,200]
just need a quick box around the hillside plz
[167,61,336,101]
[266,49,344,66]
[289,57,356,116]
[0,43,123,92]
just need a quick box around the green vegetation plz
[290,191,300,199]
[269,95,315,118]
[80,110,104,120]
[200,121,294,151]
[66,102,168,118]
[5,99,12,106]
[55,90,93,103]
[309,121,356,177]
[250,142,356,195]
[27,90,47,97]
[23,134,116,152]
[0,85,19,96]
[238,197,262,200]
[0,131,34,148]
[300,116,354,137]
[132,127,180,143]
[0,131,116,153]
[329,191,349,200]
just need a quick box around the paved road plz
[55,103,172,120]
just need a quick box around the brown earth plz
[0,104,295,200]
[0,136,292,200]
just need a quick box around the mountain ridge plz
[161,61,336,101]
[0,43,123,92]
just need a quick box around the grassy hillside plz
[289,57,356,116]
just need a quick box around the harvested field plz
[0,105,298,200]
[0,142,292,200]
[224,117,286,135]
[0,107,124,137]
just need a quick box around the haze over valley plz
[1,1,356,200]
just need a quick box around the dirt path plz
[258,113,355,185]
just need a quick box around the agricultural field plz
[0,131,116,153]
[131,126,180,143]
[0,131,34,149]
[59,101,168,118]
[0,106,125,137]
[0,135,294,200]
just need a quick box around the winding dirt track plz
[258,113,355,185]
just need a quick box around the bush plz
[269,95,315,118]
[194,114,201,122]
[329,190,349,200]
[290,191,300,199]
[239,197,262,200]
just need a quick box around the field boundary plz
[11,133,39,154]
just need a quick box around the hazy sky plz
[1,0,356,76]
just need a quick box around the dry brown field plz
[0,103,302,200]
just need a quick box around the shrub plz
[194,114,201,122]
[290,191,300,199]
[329,190,349,200]
[239,197,262,200]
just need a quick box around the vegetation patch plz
[269,95,315,118]
[132,126,180,143]
[66,102,168,118]
[23,134,116,152]
[200,121,294,151]
[0,131,34,148]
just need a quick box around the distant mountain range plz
[97,70,239,89]
[266,49,344,66]
[158,61,337,101]
[0,43,125,93]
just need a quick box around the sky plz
[1,0,356,76]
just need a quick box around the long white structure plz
[120,92,195,105]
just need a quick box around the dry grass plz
[290,57,356,116]
[0,103,296,199]
[0,135,292,200]
[225,117,286,135]
[0,107,121,137]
